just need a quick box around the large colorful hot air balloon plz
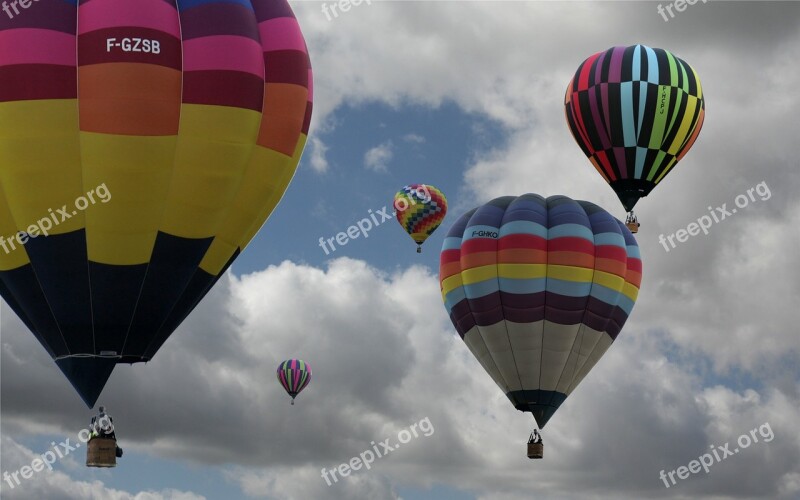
[394,184,447,253]
[0,0,313,407]
[439,194,642,457]
[277,359,311,405]
[564,44,704,228]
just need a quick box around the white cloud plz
[4,257,799,499]
[229,465,399,500]
[402,133,426,144]
[364,141,394,172]
[308,136,330,173]
[0,436,205,500]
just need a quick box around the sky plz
[2,1,800,499]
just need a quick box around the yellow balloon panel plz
[198,134,307,276]
[160,104,262,238]
[80,133,177,265]
[0,100,84,235]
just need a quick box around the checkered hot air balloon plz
[0,0,313,407]
[439,194,642,457]
[565,44,705,224]
[394,184,447,253]
[277,359,312,405]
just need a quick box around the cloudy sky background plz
[2,1,799,499]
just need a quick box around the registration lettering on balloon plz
[470,230,498,239]
[105,37,161,55]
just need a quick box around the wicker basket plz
[86,438,117,467]
[527,442,544,459]
[626,222,640,233]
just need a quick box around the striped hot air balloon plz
[439,194,642,447]
[394,184,447,253]
[565,44,705,215]
[277,359,311,405]
[0,0,313,407]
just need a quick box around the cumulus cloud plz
[402,133,426,144]
[364,141,394,172]
[4,257,799,498]
[308,136,330,173]
[0,435,205,500]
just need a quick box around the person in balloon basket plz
[90,406,123,458]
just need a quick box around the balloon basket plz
[86,437,117,467]
[527,442,543,459]
[416,246,421,253]
[625,212,640,233]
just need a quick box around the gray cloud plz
[0,436,205,500]
[4,259,799,499]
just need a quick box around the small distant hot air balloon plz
[439,194,642,459]
[564,44,705,232]
[277,359,312,405]
[394,184,447,253]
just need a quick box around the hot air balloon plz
[0,0,313,407]
[277,359,311,405]
[394,184,447,253]
[564,44,705,232]
[439,194,642,458]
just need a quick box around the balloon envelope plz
[394,184,447,249]
[565,44,705,211]
[0,0,313,407]
[439,194,642,428]
[277,359,312,400]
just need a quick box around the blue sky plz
[2,2,800,500]
[238,101,508,274]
